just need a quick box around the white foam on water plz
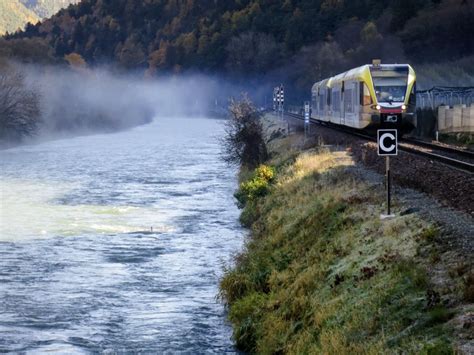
[0,179,175,241]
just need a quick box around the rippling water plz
[0,117,244,353]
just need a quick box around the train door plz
[341,82,345,125]
[311,87,318,119]
[326,88,331,122]
[354,81,360,126]
[343,81,357,128]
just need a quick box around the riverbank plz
[220,114,473,353]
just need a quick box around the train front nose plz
[371,104,416,132]
[377,106,416,131]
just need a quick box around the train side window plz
[312,91,317,112]
[353,83,358,109]
[345,88,353,113]
[332,90,336,112]
[320,91,325,113]
[359,82,372,106]
[332,89,340,113]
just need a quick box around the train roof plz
[312,64,415,90]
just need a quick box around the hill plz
[0,0,79,35]
[20,0,80,19]
[2,0,474,93]
[0,1,38,34]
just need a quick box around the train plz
[310,61,417,132]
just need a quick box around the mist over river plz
[0,117,244,353]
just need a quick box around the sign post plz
[304,101,310,140]
[377,129,397,219]
[273,87,278,111]
[273,84,284,120]
[279,84,284,120]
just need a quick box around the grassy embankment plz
[220,115,471,353]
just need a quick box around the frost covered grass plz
[220,133,458,353]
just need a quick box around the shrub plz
[221,95,268,168]
[219,271,254,304]
[0,66,40,142]
[234,164,275,208]
[228,292,267,352]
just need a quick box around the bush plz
[221,95,268,168]
[0,65,40,142]
[234,165,275,208]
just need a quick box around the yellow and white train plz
[311,62,417,131]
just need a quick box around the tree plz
[221,95,268,168]
[225,32,281,73]
[289,40,347,89]
[65,52,87,69]
[116,35,146,68]
[148,39,175,73]
[390,0,424,32]
[0,68,40,142]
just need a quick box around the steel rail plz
[402,137,474,159]
[283,111,474,174]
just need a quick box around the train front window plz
[370,66,408,104]
[373,77,407,103]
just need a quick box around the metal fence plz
[416,87,474,109]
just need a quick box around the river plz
[0,117,244,353]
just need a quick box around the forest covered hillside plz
[20,0,81,19]
[0,0,38,34]
[0,0,79,35]
[2,0,474,92]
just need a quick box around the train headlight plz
[376,105,381,111]
[401,104,407,110]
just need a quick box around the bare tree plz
[0,68,40,141]
[221,95,268,168]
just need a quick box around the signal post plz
[377,129,398,219]
[273,84,284,119]
[304,101,310,140]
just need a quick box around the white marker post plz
[304,101,310,140]
[279,84,284,120]
[377,129,398,219]
[273,86,278,112]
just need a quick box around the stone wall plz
[438,105,474,133]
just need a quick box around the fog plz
[13,64,261,143]
[7,57,474,147]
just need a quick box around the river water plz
[0,117,244,353]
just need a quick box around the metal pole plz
[386,156,391,215]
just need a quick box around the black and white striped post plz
[304,101,310,140]
[378,129,398,219]
[277,84,284,120]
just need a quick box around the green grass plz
[220,146,456,354]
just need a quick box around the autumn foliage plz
[1,0,472,84]
[221,96,268,169]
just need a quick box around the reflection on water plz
[0,117,243,353]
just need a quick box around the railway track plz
[402,137,474,160]
[284,111,474,174]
